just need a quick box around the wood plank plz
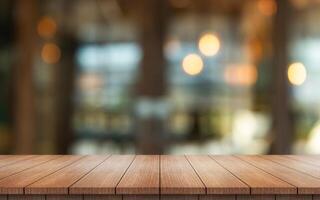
[161,195,198,200]
[276,195,312,200]
[211,156,296,194]
[8,195,45,200]
[262,155,320,178]
[186,155,249,194]
[0,155,82,194]
[236,195,275,200]
[117,155,159,195]
[0,196,6,200]
[237,155,320,194]
[286,155,320,167]
[70,155,135,195]
[84,195,121,200]
[199,195,236,200]
[123,195,159,200]
[160,155,205,195]
[0,155,58,180]
[46,195,83,200]
[26,155,109,194]
[0,155,35,168]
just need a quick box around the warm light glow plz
[77,74,104,90]
[198,33,220,56]
[257,0,277,16]
[182,54,203,76]
[41,43,61,64]
[246,39,263,62]
[224,64,258,86]
[288,62,307,86]
[37,16,57,39]
[307,122,320,153]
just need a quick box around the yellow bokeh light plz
[288,62,307,86]
[198,33,220,57]
[182,54,203,76]
[37,16,57,39]
[41,43,61,64]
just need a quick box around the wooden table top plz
[0,155,319,199]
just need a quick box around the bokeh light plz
[182,54,203,76]
[224,64,258,86]
[198,33,220,56]
[287,62,307,86]
[41,43,61,64]
[37,16,57,39]
[257,0,277,16]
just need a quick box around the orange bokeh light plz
[257,0,277,16]
[41,43,61,64]
[224,64,258,86]
[37,16,57,39]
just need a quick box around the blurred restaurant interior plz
[1,0,320,155]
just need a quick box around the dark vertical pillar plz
[13,0,37,154]
[270,0,293,154]
[135,0,168,154]
[54,36,77,154]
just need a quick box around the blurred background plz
[1,0,320,155]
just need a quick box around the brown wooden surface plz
[0,155,35,168]
[25,155,109,194]
[237,155,320,194]
[211,156,296,194]
[286,155,320,167]
[70,155,134,194]
[117,155,159,194]
[0,156,81,194]
[186,155,249,194]
[264,155,320,178]
[160,155,205,195]
[0,155,58,180]
[0,155,319,198]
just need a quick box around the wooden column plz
[54,35,77,154]
[135,0,168,154]
[270,0,293,154]
[12,0,37,154]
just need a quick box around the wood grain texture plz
[275,195,312,200]
[117,155,159,194]
[161,195,198,200]
[26,155,109,194]
[83,195,121,200]
[46,195,83,200]
[160,155,205,195]
[237,155,320,194]
[8,195,45,200]
[286,155,320,167]
[0,156,82,194]
[199,195,236,200]
[0,155,35,169]
[123,195,159,200]
[70,155,134,195]
[0,155,320,198]
[236,195,275,200]
[186,155,249,194]
[0,155,58,180]
[211,156,296,194]
[263,155,320,178]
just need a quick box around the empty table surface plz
[0,155,319,200]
